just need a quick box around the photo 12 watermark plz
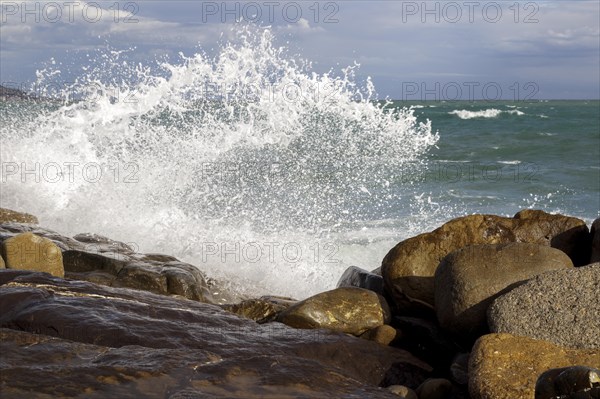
[427,162,540,184]
[1,162,140,184]
[0,1,139,24]
[399,1,539,24]
[200,1,340,24]
[400,81,540,101]
[199,241,340,264]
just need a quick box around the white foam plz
[498,160,522,165]
[448,108,524,119]
[0,27,439,299]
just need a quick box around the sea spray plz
[0,27,439,298]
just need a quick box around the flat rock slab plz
[469,333,600,399]
[488,262,600,349]
[434,242,573,338]
[0,271,431,397]
[382,210,589,312]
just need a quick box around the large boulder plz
[382,210,588,312]
[337,266,384,296]
[0,232,64,277]
[277,287,391,335]
[591,218,600,263]
[0,208,38,224]
[434,243,573,338]
[0,271,430,398]
[488,262,600,349]
[469,333,600,399]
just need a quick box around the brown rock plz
[382,210,588,312]
[469,333,600,399]
[360,324,399,345]
[434,243,573,338]
[277,287,391,335]
[1,232,64,277]
[0,208,38,224]
[0,255,5,269]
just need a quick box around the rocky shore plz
[1,207,598,398]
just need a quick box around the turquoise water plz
[399,100,600,223]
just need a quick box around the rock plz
[72,232,136,254]
[469,333,600,399]
[591,218,600,263]
[63,249,213,303]
[222,296,294,323]
[450,353,470,385]
[277,287,391,335]
[0,223,87,251]
[387,385,418,398]
[0,255,4,269]
[0,223,235,304]
[0,270,430,398]
[0,208,38,224]
[392,316,463,372]
[488,263,600,349]
[416,378,453,399]
[382,211,589,312]
[360,324,399,345]
[337,266,384,295]
[435,243,573,338]
[0,232,64,277]
[536,366,600,399]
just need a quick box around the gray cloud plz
[1,0,598,99]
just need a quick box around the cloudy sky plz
[1,0,599,99]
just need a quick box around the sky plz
[1,0,599,100]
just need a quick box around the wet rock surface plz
[488,262,600,349]
[337,265,385,295]
[1,208,597,398]
[382,210,589,312]
[277,286,391,335]
[469,334,600,399]
[0,270,431,398]
[434,242,573,339]
[0,223,216,303]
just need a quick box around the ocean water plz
[1,30,598,299]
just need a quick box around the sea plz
[1,30,599,300]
